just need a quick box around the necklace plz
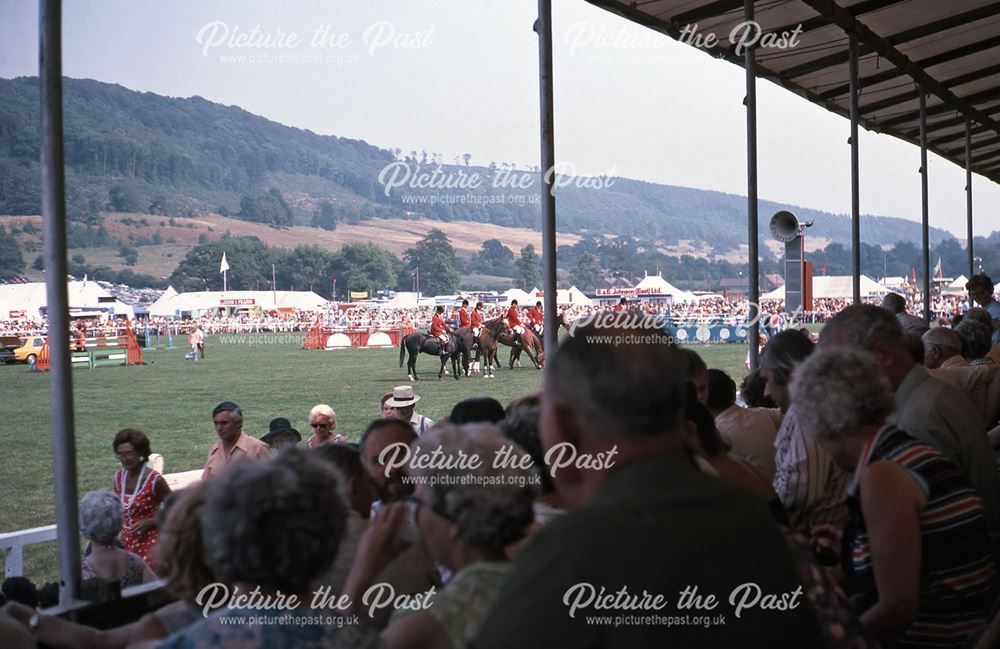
[119,465,146,510]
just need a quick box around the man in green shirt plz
[474,325,825,648]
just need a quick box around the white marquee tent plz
[148,289,328,317]
[762,275,887,301]
[0,280,134,319]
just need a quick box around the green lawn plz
[0,333,750,584]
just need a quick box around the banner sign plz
[220,298,256,306]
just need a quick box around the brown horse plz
[455,326,498,378]
[485,317,543,369]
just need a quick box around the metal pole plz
[966,120,974,278]
[40,0,81,605]
[744,0,760,368]
[272,263,276,305]
[919,89,930,323]
[536,0,557,354]
[849,33,861,304]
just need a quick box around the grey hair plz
[79,489,123,544]
[819,304,904,352]
[922,327,961,358]
[410,423,536,553]
[200,447,348,593]
[955,320,992,360]
[309,404,336,422]
[228,407,243,423]
[964,307,992,329]
[546,324,686,438]
[790,348,895,440]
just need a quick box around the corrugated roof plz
[586,0,1000,184]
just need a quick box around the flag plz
[220,252,230,274]
[911,267,917,282]
[821,264,827,275]
[934,257,943,279]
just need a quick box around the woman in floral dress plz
[113,428,171,573]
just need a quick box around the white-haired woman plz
[78,489,156,588]
[307,403,346,447]
[343,423,537,649]
[791,348,996,648]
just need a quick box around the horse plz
[454,325,499,378]
[399,332,468,381]
[484,317,543,370]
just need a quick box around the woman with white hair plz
[343,422,537,649]
[78,489,156,589]
[791,348,996,648]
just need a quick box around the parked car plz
[0,336,20,364]
[12,336,46,364]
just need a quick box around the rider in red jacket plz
[458,299,471,328]
[431,305,452,357]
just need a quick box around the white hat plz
[385,385,420,408]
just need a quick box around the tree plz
[570,252,602,290]
[169,237,273,291]
[0,225,25,278]
[118,244,139,266]
[239,188,294,227]
[108,182,144,212]
[477,239,515,276]
[32,255,44,271]
[276,245,338,297]
[333,243,397,299]
[311,200,337,231]
[515,244,541,290]
[404,229,461,296]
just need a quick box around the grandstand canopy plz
[586,0,1000,184]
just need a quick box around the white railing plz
[0,456,203,578]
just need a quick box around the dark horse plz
[399,332,468,381]
[484,317,544,370]
[455,325,499,378]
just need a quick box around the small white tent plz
[633,273,698,302]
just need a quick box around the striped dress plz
[842,425,997,648]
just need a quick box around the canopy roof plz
[763,273,886,299]
[587,0,1000,184]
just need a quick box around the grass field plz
[0,333,750,584]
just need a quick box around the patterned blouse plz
[842,425,997,648]
[114,467,164,572]
[392,561,509,649]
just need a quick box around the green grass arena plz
[0,333,752,583]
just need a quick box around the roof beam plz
[857,63,1000,114]
[819,34,1000,101]
[943,135,1000,157]
[781,4,1000,80]
[877,86,1000,128]
[672,0,743,25]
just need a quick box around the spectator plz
[3,483,215,648]
[159,448,378,648]
[382,386,434,435]
[260,417,302,451]
[0,578,37,608]
[685,383,784,523]
[792,348,997,647]
[313,443,372,594]
[739,367,776,408]
[112,428,170,572]
[449,397,505,424]
[473,324,825,647]
[78,489,155,589]
[708,368,781,481]
[964,306,1000,364]
[36,583,57,609]
[761,329,849,532]
[345,423,536,648]
[379,391,395,417]
[677,347,708,404]
[955,319,994,365]
[354,419,442,629]
[922,327,964,370]
[820,304,1000,535]
[201,401,270,480]
[966,274,1000,344]
[882,292,927,335]
[306,404,345,447]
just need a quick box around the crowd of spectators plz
[3,279,1000,647]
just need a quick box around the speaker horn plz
[770,210,801,243]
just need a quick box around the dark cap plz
[212,401,241,418]
[262,417,301,443]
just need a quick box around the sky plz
[1,0,999,240]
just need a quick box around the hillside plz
[0,76,953,255]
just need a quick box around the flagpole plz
[223,269,227,293]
